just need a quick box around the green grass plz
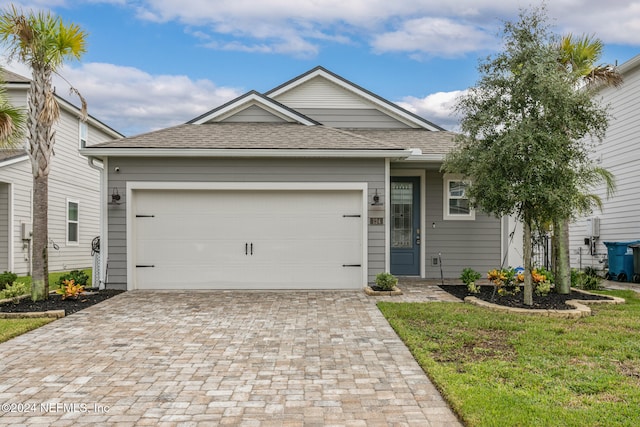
[0,318,54,344]
[378,290,640,427]
[0,269,92,343]
[16,268,92,288]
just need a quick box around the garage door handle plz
[342,264,361,267]
[136,265,155,268]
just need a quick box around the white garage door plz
[132,189,364,290]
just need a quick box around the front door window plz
[391,182,413,248]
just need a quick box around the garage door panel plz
[133,189,363,290]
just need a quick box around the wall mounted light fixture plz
[371,189,383,206]
[109,187,121,205]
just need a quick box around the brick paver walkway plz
[0,285,462,426]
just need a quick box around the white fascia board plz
[0,154,29,168]
[191,93,316,125]
[81,148,412,159]
[402,153,446,162]
[619,53,640,74]
[268,69,441,131]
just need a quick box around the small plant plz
[56,270,89,288]
[56,279,84,300]
[460,268,482,294]
[0,271,18,292]
[488,268,520,296]
[0,281,29,302]
[571,268,602,290]
[515,267,555,296]
[535,280,552,296]
[375,272,398,291]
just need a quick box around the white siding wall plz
[569,59,640,272]
[1,87,118,274]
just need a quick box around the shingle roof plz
[89,123,407,151]
[0,149,27,163]
[348,129,459,155]
[1,70,30,83]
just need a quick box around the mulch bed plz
[440,285,612,310]
[0,289,125,316]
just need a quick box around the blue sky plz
[2,1,639,136]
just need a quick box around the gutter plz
[79,148,413,159]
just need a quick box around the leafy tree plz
[442,7,609,305]
[0,6,87,301]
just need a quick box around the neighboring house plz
[569,54,640,275]
[0,70,123,275]
[84,66,507,291]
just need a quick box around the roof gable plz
[188,90,319,125]
[266,66,444,131]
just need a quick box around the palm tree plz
[0,6,87,301]
[552,34,621,294]
[0,75,25,144]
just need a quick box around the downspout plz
[87,157,106,289]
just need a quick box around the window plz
[78,121,88,148]
[67,200,79,245]
[443,174,475,220]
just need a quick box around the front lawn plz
[0,318,54,344]
[378,290,640,427]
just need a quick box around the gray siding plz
[569,59,640,271]
[423,171,501,278]
[0,88,118,275]
[220,105,288,123]
[106,157,386,289]
[296,108,411,129]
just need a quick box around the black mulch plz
[0,289,125,316]
[440,285,612,310]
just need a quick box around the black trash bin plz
[629,244,640,283]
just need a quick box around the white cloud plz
[397,90,467,131]
[372,17,496,58]
[110,0,640,58]
[36,62,242,136]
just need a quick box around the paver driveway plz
[0,289,462,426]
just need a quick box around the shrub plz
[56,270,89,288]
[571,268,602,290]
[0,281,29,302]
[0,271,17,291]
[488,268,520,296]
[535,280,552,296]
[55,279,84,300]
[460,268,482,294]
[375,272,398,291]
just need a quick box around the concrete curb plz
[0,310,65,319]
[364,285,403,296]
[464,288,625,318]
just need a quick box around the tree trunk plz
[554,218,572,294]
[31,173,48,301]
[27,68,55,302]
[523,218,534,306]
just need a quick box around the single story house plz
[83,66,507,290]
[0,70,123,276]
[569,53,640,276]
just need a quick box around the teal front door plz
[390,177,420,275]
